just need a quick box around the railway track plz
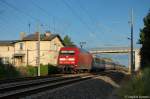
[0,73,96,98]
[0,74,64,84]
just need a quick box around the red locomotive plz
[58,47,93,73]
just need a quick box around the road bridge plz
[89,47,140,72]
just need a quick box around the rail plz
[0,73,94,98]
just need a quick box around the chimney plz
[35,32,39,40]
[20,32,26,40]
[45,31,51,37]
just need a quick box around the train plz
[57,46,116,73]
[57,46,93,73]
[91,56,116,71]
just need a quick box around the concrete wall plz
[134,50,140,71]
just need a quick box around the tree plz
[139,10,150,69]
[63,35,75,46]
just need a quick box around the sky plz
[0,0,149,49]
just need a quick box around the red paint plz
[58,47,93,70]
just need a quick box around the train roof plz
[60,47,90,53]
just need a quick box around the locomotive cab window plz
[60,50,75,55]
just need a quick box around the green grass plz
[118,68,150,98]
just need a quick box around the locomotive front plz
[58,47,79,72]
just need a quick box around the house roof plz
[22,33,59,41]
[0,40,18,46]
[0,33,65,46]
[22,33,65,45]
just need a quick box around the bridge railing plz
[114,65,128,72]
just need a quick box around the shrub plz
[40,64,48,76]
[26,66,38,77]
[0,63,20,79]
[25,64,59,76]
[48,64,59,74]
[16,66,28,77]
[118,68,150,98]
[0,63,60,79]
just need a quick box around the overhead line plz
[75,0,112,34]
[62,0,95,35]
[30,0,51,17]
[30,0,60,34]
[75,0,95,25]
[0,13,25,33]
[62,0,100,45]
[0,0,40,22]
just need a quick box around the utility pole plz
[53,16,55,34]
[28,23,31,34]
[79,42,86,48]
[36,23,40,76]
[130,8,134,75]
[27,49,29,66]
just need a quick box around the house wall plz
[0,46,14,64]
[13,37,64,66]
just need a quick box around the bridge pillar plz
[134,50,140,71]
[128,52,131,73]
[128,50,140,73]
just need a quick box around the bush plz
[16,66,28,77]
[0,63,60,79]
[0,63,20,79]
[40,64,48,76]
[118,68,150,98]
[25,64,59,76]
[48,64,59,74]
[26,66,38,77]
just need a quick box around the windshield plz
[60,50,75,55]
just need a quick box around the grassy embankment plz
[118,67,150,98]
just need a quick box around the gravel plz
[23,71,126,99]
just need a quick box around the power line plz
[74,0,113,34]
[30,0,72,36]
[30,0,70,34]
[61,0,95,35]
[75,0,95,25]
[0,3,34,34]
[30,0,51,17]
[76,1,122,46]
[30,0,58,33]
[0,14,25,33]
[61,0,105,46]
[0,0,40,22]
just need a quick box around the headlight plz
[59,58,66,61]
[68,58,75,61]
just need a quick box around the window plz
[54,44,57,51]
[19,43,23,50]
[2,57,9,64]
[60,50,75,55]
[50,42,57,51]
